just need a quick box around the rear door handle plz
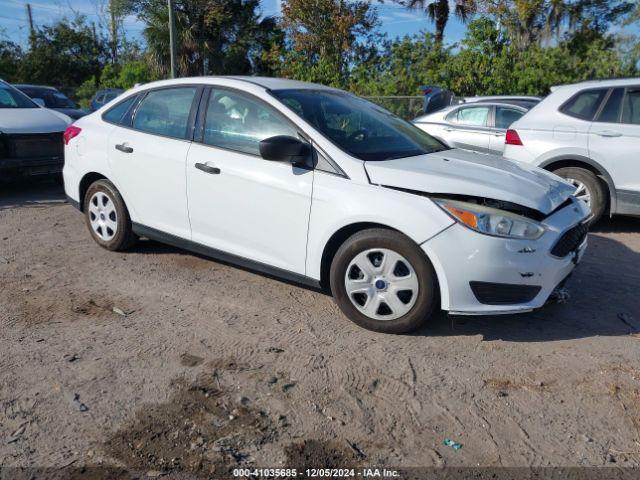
[195,162,221,175]
[594,130,622,137]
[115,143,133,153]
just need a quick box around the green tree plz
[0,38,22,82]
[400,0,477,45]
[274,0,380,87]
[18,16,109,88]
[121,0,282,77]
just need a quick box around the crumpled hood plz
[0,108,70,134]
[365,149,575,214]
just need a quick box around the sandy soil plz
[1,180,639,478]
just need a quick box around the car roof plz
[551,77,640,91]
[128,76,338,94]
[14,84,58,91]
[465,95,541,102]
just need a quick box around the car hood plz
[364,149,575,215]
[0,107,70,134]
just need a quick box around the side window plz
[495,106,524,129]
[621,88,640,125]
[133,87,197,139]
[453,106,489,127]
[560,89,607,121]
[103,95,138,125]
[203,89,298,155]
[596,88,624,123]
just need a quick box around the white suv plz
[504,78,640,222]
[63,77,590,333]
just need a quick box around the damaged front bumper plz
[421,197,590,315]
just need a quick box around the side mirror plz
[32,98,45,108]
[259,135,312,165]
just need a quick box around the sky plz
[0,0,469,48]
[0,0,637,49]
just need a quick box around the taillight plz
[505,129,523,146]
[63,125,82,145]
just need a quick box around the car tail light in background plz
[63,125,82,145]
[505,129,523,146]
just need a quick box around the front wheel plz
[330,229,438,334]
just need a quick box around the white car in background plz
[0,79,71,180]
[504,78,640,222]
[413,100,534,154]
[63,77,590,333]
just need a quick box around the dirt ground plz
[1,180,639,478]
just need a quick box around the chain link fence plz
[363,96,425,120]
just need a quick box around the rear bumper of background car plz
[0,156,64,178]
[421,197,590,315]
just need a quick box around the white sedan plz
[63,77,590,333]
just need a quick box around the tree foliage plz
[121,0,282,77]
[271,0,380,87]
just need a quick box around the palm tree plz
[401,0,476,44]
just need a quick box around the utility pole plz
[110,0,118,63]
[26,3,35,48]
[168,0,178,78]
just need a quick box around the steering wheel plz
[348,129,368,142]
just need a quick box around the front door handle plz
[195,162,221,175]
[115,143,133,153]
[594,130,622,137]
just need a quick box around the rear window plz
[621,89,640,125]
[560,89,607,121]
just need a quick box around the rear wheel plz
[330,229,438,334]
[552,166,606,222]
[84,179,136,251]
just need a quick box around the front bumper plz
[422,197,590,315]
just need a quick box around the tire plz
[83,179,137,251]
[329,228,438,334]
[552,167,606,223]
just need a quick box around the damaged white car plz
[63,77,591,333]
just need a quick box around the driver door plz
[186,88,313,274]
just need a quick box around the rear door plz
[107,86,201,239]
[443,105,492,153]
[588,86,640,215]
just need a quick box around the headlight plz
[434,198,545,240]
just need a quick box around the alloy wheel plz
[88,191,118,241]
[344,248,419,321]
[566,177,591,208]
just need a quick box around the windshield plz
[272,89,448,161]
[0,83,38,109]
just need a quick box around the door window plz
[596,88,624,123]
[202,89,298,155]
[495,106,524,129]
[450,106,489,127]
[132,87,197,139]
[103,95,138,125]
[621,89,640,125]
[560,89,607,120]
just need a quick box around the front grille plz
[2,132,64,160]
[550,222,589,257]
[470,281,542,305]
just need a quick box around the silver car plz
[412,100,537,154]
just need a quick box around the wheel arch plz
[78,172,109,212]
[538,155,616,215]
[318,222,442,303]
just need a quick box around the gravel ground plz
[1,180,639,478]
